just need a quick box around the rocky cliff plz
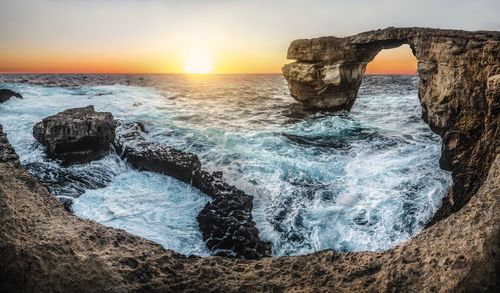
[283,27,500,226]
[0,27,499,292]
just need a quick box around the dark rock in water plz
[24,160,117,199]
[114,122,201,183]
[193,170,272,259]
[58,197,74,213]
[0,27,499,292]
[283,133,346,149]
[115,122,272,259]
[0,125,20,165]
[33,106,116,165]
[0,89,22,103]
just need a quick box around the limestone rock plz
[0,89,22,103]
[283,27,500,224]
[0,27,498,292]
[0,123,498,292]
[33,106,116,164]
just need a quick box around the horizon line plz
[0,72,418,75]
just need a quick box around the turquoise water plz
[0,74,451,256]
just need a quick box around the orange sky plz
[365,45,417,75]
[0,0,496,74]
[0,45,417,74]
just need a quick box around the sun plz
[183,48,213,74]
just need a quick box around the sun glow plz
[183,48,213,74]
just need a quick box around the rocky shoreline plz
[114,121,272,259]
[1,27,499,292]
[30,106,271,259]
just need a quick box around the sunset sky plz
[1,0,498,74]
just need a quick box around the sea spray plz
[0,74,451,256]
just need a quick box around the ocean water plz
[0,74,451,256]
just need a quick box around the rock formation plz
[283,27,500,225]
[115,122,272,259]
[33,106,116,164]
[114,122,201,183]
[0,89,22,103]
[0,125,20,165]
[0,121,498,292]
[0,27,498,291]
[194,169,272,259]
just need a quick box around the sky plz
[0,0,499,74]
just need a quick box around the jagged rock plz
[0,89,22,103]
[115,122,272,259]
[0,125,20,165]
[0,27,498,292]
[0,122,498,292]
[193,170,272,259]
[114,122,201,183]
[33,106,116,164]
[283,27,500,225]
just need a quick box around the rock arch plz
[0,27,499,292]
[283,27,500,224]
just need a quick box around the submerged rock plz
[33,106,116,164]
[115,122,272,259]
[0,89,22,103]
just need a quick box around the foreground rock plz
[115,122,272,259]
[283,27,500,225]
[0,123,498,292]
[0,89,22,103]
[33,106,116,164]
[0,125,20,165]
[0,27,497,291]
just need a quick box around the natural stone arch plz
[283,27,500,225]
[0,27,498,292]
[282,37,408,111]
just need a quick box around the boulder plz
[33,106,116,164]
[0,89,22,103]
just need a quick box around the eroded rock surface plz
[0,125,20,165]
[193,169,272,259]
[115,122,271,259]
[283,27,500,225]
[0,27,498,292]
[0,89,22,103]
[0,123,498,292]
[33,106,116,164]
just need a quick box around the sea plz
[0,74,451,256]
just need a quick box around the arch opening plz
[365,44,417,75]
